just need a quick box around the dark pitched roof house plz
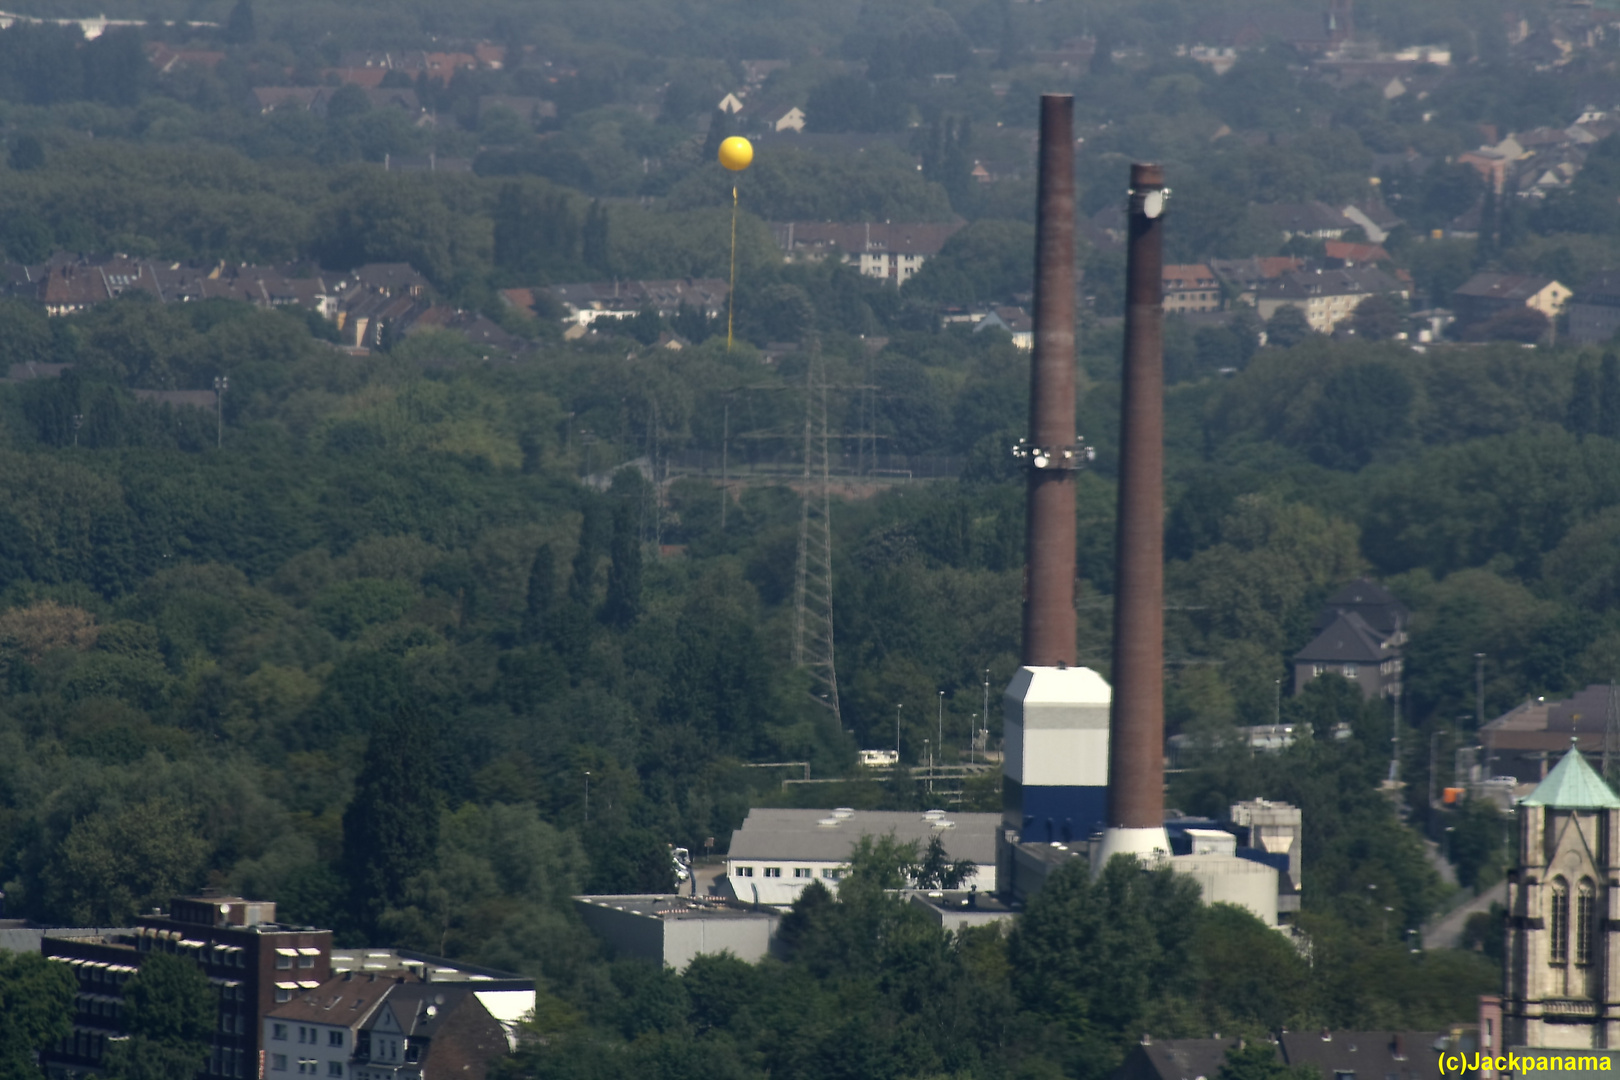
[1311,578,1410,638]
[1114,1033,1449,1080]
[1453,272,1561,304]
[356,983,511,1080]
[1113,1038,1236,1080]
[1256,267,1407,304]
[1295,611,1389,665]
[1277,1031,1443,1080]
[1451,271,1571,326]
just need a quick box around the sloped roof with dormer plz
[1312,578,1410,637]
[1521,747,1620,809]
[1293,611,1388,664]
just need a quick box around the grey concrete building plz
[572,896,779,970]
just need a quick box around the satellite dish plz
[1143,190,1165,219]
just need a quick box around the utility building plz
[723,808,997,907]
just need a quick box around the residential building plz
[771,222,965,285]
[1277,1031,1450,1080]
[1565,272,1620,344]
[1339,201,1403,244]
[1479,685,1620,787]
[572,896,779,969]
[721,808,997,907]
[265,976,372,1080]
[1292,578,1408,700]
[1209,256,1304,306]
[1256,201,1355,241]
[1323,240,1390,267]
[326,950,533,1043]
[264,975,519,1080]
[1161,264,1221,313]
[351,982,511,1080]
[766,106,806,133]
[1113,1032,1454,1080]
[972,306,1033,348]
[1451,272,1571,327]
[1256,267,1407,334]
[1111,1037,1236,1080]
[1503,748,1620,1048]
[1293,612,1403,699]
[537,278,729,326]
[42,895,331,1080]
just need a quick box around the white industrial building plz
[722,808,998,908]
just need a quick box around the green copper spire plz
[1521,744,1620,809]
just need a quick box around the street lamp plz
[71,413,83,447]
[937,690,945,765]
[583,771,591,827]
[213,375,229,449]
[982,668,991,765]
[895,703,902,756]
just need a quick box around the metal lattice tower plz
[792,348,841,724]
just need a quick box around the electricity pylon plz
[792,344,841,724]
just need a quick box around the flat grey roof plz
[573,896,775,921]
[727,809,998,864]
[905,890,1016,915]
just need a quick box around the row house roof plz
[1162,264,1217,289]
[772,221,965,257]
[1209,256,1303,289]
[1452,271,1561,302]
[1257,266,1406,301]
[543,278,730,315]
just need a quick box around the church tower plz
[1504,746,1620,1049]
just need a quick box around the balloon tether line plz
[727,185,738,351]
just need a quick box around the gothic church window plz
[1578,879,1597,965]
[1552,877,1570,964]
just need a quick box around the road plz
[1423,880,1506,949]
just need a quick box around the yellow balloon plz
[718,136,753,172]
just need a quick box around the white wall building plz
[723,808,998,907]
[265,975,383,1080]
